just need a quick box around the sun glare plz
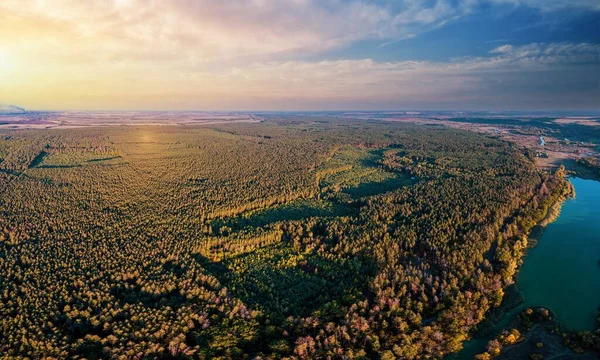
[0,49,16,78]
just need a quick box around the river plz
[451,177,600,359]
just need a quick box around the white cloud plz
[488,43,600,64]
[490,45,514,54]
[490,0,600,12]
[1,0,597,66]
[0,1,598,110]
[0,0,431,64]
[7,41,594,110]
[225,43,599,102]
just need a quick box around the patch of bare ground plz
[380,117,598,173]
[554,118,600,126]
[0,112,262,129]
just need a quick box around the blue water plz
[452,177,600,359]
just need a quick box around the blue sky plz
[324,3,600,63]
[0,0,598,111]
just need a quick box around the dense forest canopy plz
[0,118,570,359]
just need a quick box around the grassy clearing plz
[318,147,411,198]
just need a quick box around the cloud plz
[490,45,514,54]
[3,38,597,110]
[225,43,599,101]
[489,0,600,12]
[1,0,448,64]
[489,43,600,64]
[176,41,600,110]
[0,1,598,110]
[5,0,595,66]
[2,0,597,69]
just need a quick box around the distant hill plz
[0,104,26,114]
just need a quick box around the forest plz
[0,117,571,359]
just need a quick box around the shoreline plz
[538,186,573,228]
[528,180,574,245]
[454,177,575,358]
[485,307,599,360]
[466,177,600,359]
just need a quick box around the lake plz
[452,177,600,359]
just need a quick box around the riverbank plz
[455,176,600,359]
[496,177,575,319]
[528,181,574,246]
[450,176,576,359]
[478,307,599,360]
[539,183,574,228]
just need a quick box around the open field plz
[0,111,261,129]
[362,112,600,174]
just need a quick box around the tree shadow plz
[359,148,386,168]
[343,174,409,198]
[28,150,48,168]
[110,282,188,309]
[87,156,122,162]
[210,199,356,234]
[38,164,81,169]
[194,250,371,319]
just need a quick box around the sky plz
[0,0,599,111]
